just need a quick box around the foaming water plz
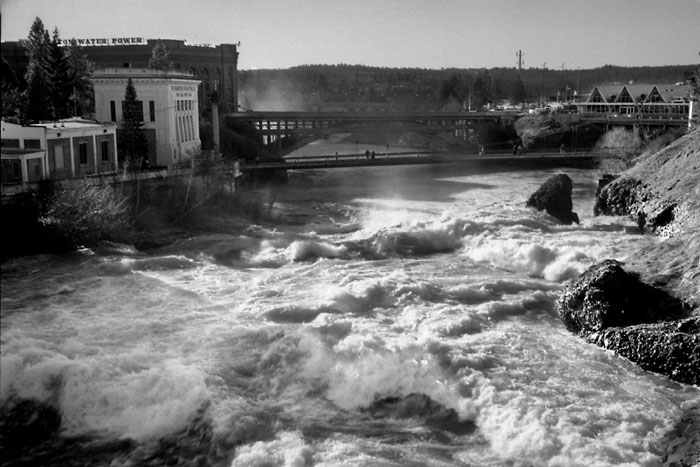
[1,159,696,466]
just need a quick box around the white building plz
[91,68,201,168]
[1,118,118,194]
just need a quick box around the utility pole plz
[561,64,566,103]
[541,63,546,107]
[516,50,524,71]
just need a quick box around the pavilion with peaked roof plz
[577,83,693,116]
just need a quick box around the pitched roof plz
[654,84,693,103]
[586,83,693,104]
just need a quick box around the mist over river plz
[1,145,698,466]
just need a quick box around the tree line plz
[239,63,694,112]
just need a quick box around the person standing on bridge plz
[560,144,565,154]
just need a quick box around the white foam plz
[1,334,211,441]
[230,431,314,467]
[286,239,348,262]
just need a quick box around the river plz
[1,143,698,466]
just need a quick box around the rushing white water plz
[1,152,697,467]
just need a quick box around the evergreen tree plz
[440,73,470,108]
[49,28,71,118]
[1,57,23,120]
[510,73,527,104]
[472,69,493,110]
[23,17,54,122]
[148,42,172,71]
[64,40,95,116]
[118,78,148,168]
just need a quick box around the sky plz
[1,0,699,71]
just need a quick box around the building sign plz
[171,85,197,98]
[42,37,147,47]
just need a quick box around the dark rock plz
[595,173,618,195]
[557,260,696,385]
[557,260,686,335]
[0,398,62,445]
[594,176,645,217]
[526,173,579,224]
[594,176,678,234]
[587,317,700,386]
[366,393,476,435]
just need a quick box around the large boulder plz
[526,173,579,224]
[556,260,696,385]
[587,317,699,386]
[594,176,679,233]
[557,259,686,335]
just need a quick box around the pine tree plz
[49,28,71,118]
[472,69,493,111]
[64,40,95,116]
[510,73,527,105]
[1,57,23,120]
[118,78,148,169]
[23,17,54,122]
[148,42,173,71]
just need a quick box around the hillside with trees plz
[238,63,695,112]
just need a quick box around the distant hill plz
[238,64,696,112]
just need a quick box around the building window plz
[24,139,41,149]
[55,145,64,169]
[149,100,155,122]
[101,140,110,162]
[12,160,21,177]
[79,141,88,165]
[1,139,20,148]
[110,101,116,121]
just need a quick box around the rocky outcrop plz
[594,175,680,233]
[557,260,687,335]
[556,259,697,385]
[526,173,580,224]
[590,128,700,306]
[587,317,699,386]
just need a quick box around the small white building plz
[1,118,118,194]
[91,68,201,168]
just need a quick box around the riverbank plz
[595,127,700,306]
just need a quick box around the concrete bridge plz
[226,110,518,151]
[226,110,690,154]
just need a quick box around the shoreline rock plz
[526,173,580,224]
[557,259,697,385]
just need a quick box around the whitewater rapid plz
[1,159,697,466]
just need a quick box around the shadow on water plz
[281,162,504,204]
